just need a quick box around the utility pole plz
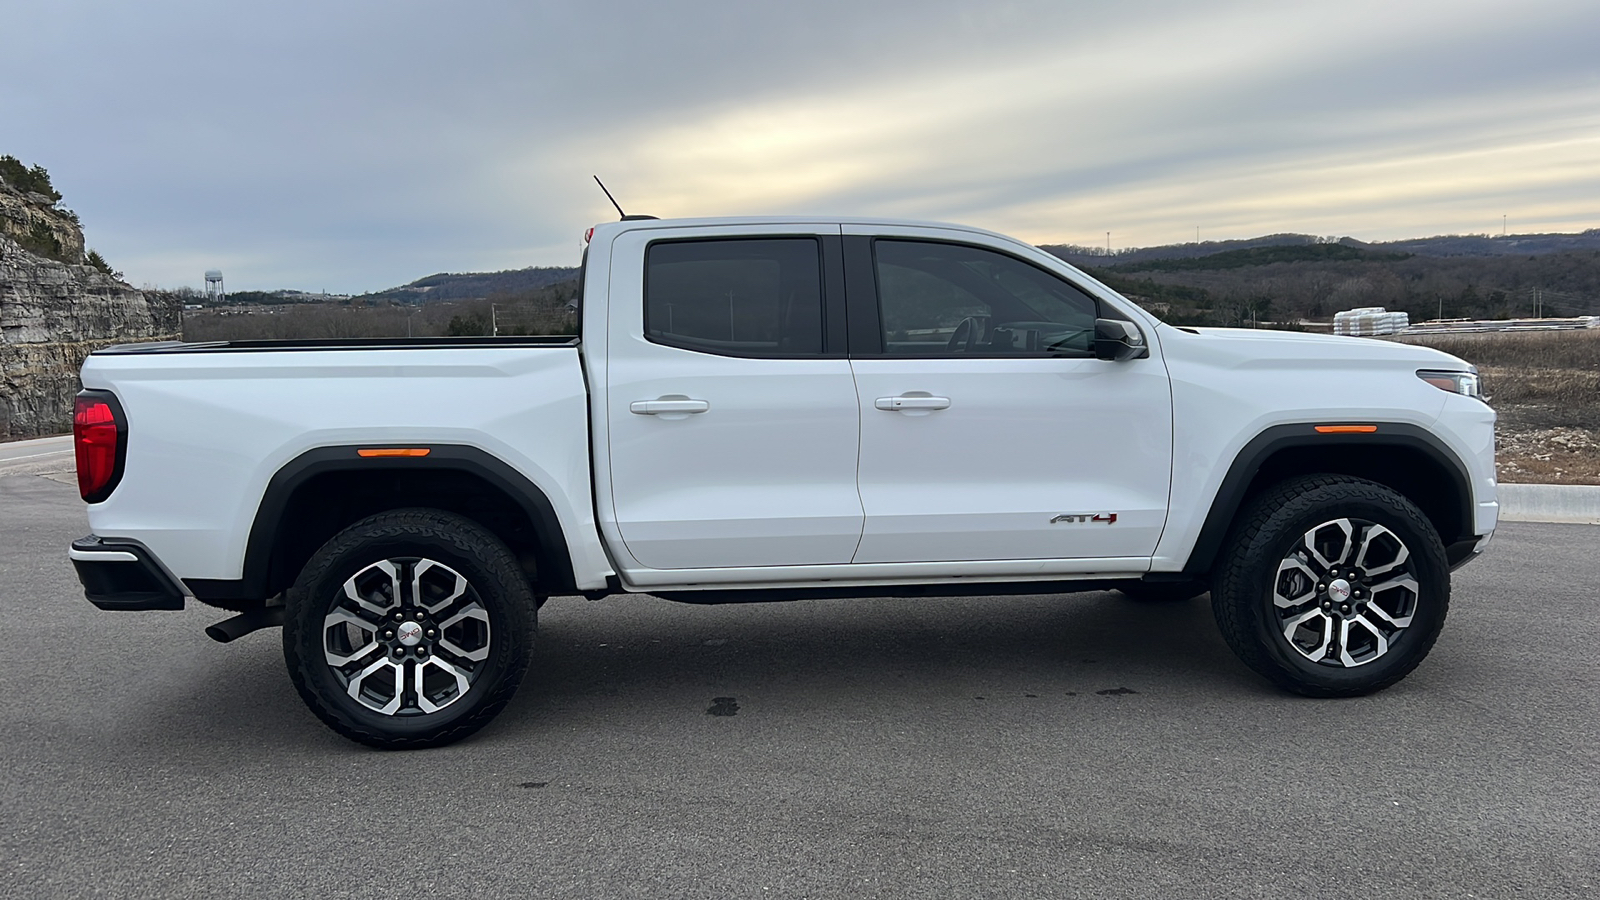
[491,304,499,336]
[1503,215,1507,237]
[1106,232,1111,256]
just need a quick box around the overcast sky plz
[4,0,1598,293]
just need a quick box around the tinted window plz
[874,240,1099,356]
[646,238,824,357]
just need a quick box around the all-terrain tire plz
[283,509,537,749]
[1212,475,1449,697]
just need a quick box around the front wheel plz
[283,509,537,749]
[1212,476,1449,697]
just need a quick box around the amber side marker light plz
[1314,425,1378,434]
[357,448,432,458]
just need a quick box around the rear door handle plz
[630,398,710,415]
[874,396,951,411]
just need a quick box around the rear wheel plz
[283,509,537,748]
[1212,475,1448,697]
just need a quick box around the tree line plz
[1071,249,1600,327]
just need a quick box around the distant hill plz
[1043,229,1600,268]
[1028,226,1600,328]
[359,266,579,304]
[1045,233,1331,267]
[1109,243,1412,273]
[1376,230,1600,257]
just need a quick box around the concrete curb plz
[1499,483,1600,525]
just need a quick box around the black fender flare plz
[185,444,576,604]
[1178,422,1475,578]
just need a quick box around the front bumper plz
[69,535,188,611]
[1446,531,1494,572]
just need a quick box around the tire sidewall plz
[1238,487,1449,693]
[284,514,534,745]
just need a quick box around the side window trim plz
[842,234,882,356]
[821,234,849,356]
[642,235,843,360]
[843,236,1104,359]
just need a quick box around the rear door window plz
[645,238,824,357]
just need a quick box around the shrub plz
[0,155,63,203]
[20,221,63,260]
[86,249,122,279]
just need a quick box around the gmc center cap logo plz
[1328,580,1353,604]
[397,620,424,646]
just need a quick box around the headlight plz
[1417,367,1482,399]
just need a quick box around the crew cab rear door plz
[843,225,1173,563]
[601,224,862,570]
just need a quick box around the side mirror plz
[1094,318,1148,361]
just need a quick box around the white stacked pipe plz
[1334,307,1408,336]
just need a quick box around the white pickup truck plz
[68,216,1497,748]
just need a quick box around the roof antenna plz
[594,175,627,219]
[592,176,658,221]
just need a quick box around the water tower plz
[204,270,225,303]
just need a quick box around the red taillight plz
[74,392,124,503]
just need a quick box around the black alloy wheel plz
[1212,475,1449,697]
[283,509,537,748]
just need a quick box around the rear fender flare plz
[184,444,576,603]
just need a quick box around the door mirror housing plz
[1094,318,1148,361]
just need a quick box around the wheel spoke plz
[1282,608,1334,662]
[1274,556,1319,608]
[1365,574,1418,628]
[1340,616,1390,667]
[1357,526,1410,578]
[413,560,469,615]
[1303,519,1354,570]
[347,656,404,715]
[323,608,381,666]
[415,655,472,714]
[342,560,401,616]
[437,602,492,662]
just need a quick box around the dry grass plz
[1477,366,1600,406]
[1399,329,1600,484]
[1402,328,1600,370]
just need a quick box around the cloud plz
[3,0,1596,291]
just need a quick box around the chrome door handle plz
[630,398,710,415]
[874,396,951,411]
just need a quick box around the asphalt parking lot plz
[2,465,1597,899]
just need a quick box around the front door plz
[846,230,1173,563]
[604,226,863,570]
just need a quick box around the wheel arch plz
[1180,423,1475,579]
[185,445,577,608]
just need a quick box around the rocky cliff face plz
[0,179,86,265]
[1,196,179,439]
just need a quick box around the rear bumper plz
[69,535,188,611]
